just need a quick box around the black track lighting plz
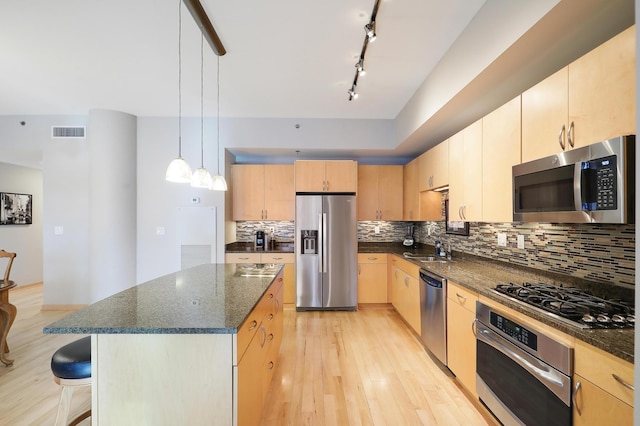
[347,0,381,101]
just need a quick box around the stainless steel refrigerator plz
[296,194,357,311]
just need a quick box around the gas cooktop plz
[493,282,634,329]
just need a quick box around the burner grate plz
[494,282,634,329]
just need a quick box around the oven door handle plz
[476,322,571,405]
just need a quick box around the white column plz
[88,109,137,302]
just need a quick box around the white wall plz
[0,163,43,286]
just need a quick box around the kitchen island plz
[44,263,285,426]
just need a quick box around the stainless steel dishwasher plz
[419,268,447,365]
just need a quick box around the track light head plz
[355,59,366,76]
[348,85,358,101]
[364,22,376,42]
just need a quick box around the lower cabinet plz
[357,253,388,304]
[446,281,478,398]
[226,252,295,306]
[236,271,284,426]
[573,339,634,426]
[390,255,421,335]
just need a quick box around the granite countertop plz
[359,242,635,363]
[226,241,294,254]
[43,263,283,335]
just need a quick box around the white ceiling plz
[0,0,635,167]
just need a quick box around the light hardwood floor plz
[1,285,491,425]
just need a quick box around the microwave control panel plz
[581,155,617,211]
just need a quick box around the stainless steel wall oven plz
[475,301,573,426]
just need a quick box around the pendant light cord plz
[178,0,183,157]
[217,55,221,173]
[200,32,204,168]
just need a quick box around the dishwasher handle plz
[419,270,446,289]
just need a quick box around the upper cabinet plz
[448,119,482,222]
[232,164,294,221]
[403,158,419,221]
[482,96,521,222]
[418,140,449,191]
[357,165,403,221]
[522,25,635,162]
[295,160,357,193]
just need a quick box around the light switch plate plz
[517,234,525,249]
[497,233,507,247]
[156,226,165,236]
[54,226,64,235]
[374,225,380,234]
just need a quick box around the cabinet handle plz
[612,373,635,391]
[558,125,566,151]
[248,320,258,331]
[267,361,275,371]
[567,121,574,148]
[275,298,280,310]
[272,257,283,260]
[458,206,463,220]
[573,380,582,416]
[260,325,267,348]
[268,293,274,300]
[455,292,467,301]
[267,333,274,343]
[428,175,433,188]
[267,313,274,321]
[358,265,361,275]
[367,257,378,261]
[404,276,409,286]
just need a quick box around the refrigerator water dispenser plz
[301,230,317,254]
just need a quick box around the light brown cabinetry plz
[418,140,449,191]
[295,160,357,193]
[390,255,421,335]
[357,253,388,304]
[237,272,284,426]
[448,119,482,221]
[446,281,478,398]
[232,164,294,220]
[357,165,403,220]
[573,339,634,426]
[482,96,521,222]
[522,25,635,162]
[403,158,419,221]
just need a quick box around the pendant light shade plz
[166,0,192,183]
[209,55,227,191]
[191,32,212,189]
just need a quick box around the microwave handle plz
[574,162,585,212]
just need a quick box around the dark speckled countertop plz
[359,242,634,363]
[43,263,283,335]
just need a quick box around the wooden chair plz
[0,249,17,366]
[51,336,92,426]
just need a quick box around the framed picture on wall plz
[445,199,469,236]
[0,192,33,225]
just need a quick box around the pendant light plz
[191,32,212,188]
[210,55,228,191]
[166,0,192,183]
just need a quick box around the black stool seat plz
[51,336,91,380]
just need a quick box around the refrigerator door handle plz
[318,213,323,273]
[322,213,328,273]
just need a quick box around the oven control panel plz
[490,312,538,351]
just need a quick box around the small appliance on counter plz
[403,224,415,247]
[255,230,265,250]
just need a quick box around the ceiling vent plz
[51,126,86,139]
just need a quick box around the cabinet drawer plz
[390,254,419,276]
[226,253,261,263]
[447,281,478,312]
[237,308,263,364]
[357,253,387,263]
[261,253,294,264]
[574,340,634,406]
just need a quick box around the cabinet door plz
[237,327,265,426]
[283,263,296,305]
[357,165,379,220]
[447,282,478,398]
[449,121,482,222]
[573,374,633,426]
[377,165,403,220]
[430,140,449,189]
[264,165,294,220]
[404,274,421,335]
[521,68,569,162]
[569,25,635,147]
[294,160,326,192]
[390,266,402,311]
[482,96,521,222]
[325,160,357,193]
[232,165,265,220]
[403,159,419,220]
[357,255,388,304]
[448,129,465,220]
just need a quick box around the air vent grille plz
[51,126,86,139]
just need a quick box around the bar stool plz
[51,336,92,426]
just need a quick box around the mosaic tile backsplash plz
[236,220,635,288]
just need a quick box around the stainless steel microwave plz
[513,135,635,223]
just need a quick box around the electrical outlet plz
[156,226,165,236]
[517,234,525,249]
[269,226,275,234]
[374,225,380,234]
[497,233,507,247]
